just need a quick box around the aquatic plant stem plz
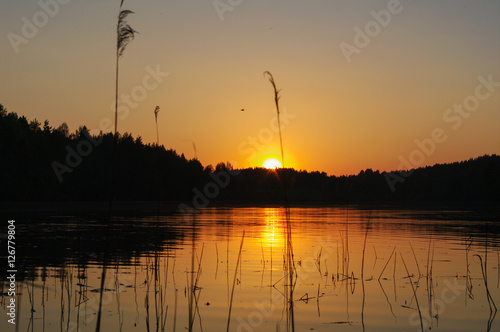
[400,253,424,332]
[361,217,370,332]
[378,246,396,281]
[226,231,245,332]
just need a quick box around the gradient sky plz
[1,0,499,175]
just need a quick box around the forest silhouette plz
[1,105,499,204]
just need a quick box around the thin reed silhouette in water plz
[409,242,421,277]
[361,214,371,332]
[475,253,498,331]
[400,252,423,332]
[378,246,396,281]
[226,231,245,332]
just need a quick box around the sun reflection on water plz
[261,207,285,247]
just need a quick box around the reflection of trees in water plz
[0,216,186,277]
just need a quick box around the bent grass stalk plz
[400,253,424,332]
[475,254,498,312]
[409,242,421,278]
[378,246,396,281]
[474,252,498,332]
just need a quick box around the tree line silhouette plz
[1,105,499,205]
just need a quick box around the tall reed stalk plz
[154,106,160,146]
[96,2,137,331]
[114,1,138,135]
[264,71,295,331]
[153,105,161,318]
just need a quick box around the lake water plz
[1,206,499,332]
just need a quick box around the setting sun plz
[262,158,282,169]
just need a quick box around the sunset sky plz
[1,0,499,175]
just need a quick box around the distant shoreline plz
[2,200,498,216]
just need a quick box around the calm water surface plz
[1,206,499,332]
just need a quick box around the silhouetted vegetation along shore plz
[1,105,499,204]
